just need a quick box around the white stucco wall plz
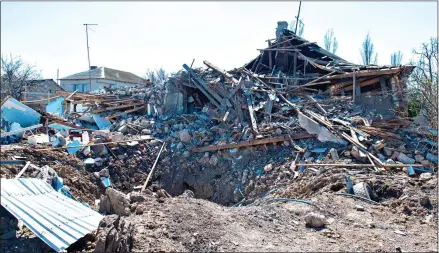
[60,79,140,93]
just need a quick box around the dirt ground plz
[130,192,437,252]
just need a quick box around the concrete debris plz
[99,188,131,216]
[94,215,133,253]
[0,21,437,253]
[303,212,328,228]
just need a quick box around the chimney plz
[90,66,97,70]
[276,21,288,41]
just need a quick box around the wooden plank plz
[203,60,238,83]
[105,106,146,120]
[257,48,301,52]
[268,51,273,69]
[183,64,230,107]
[293,51,297,77]
[323,67,407,80]
[352,71,357,102]
[15,161,31,179]
[182,64,222,108]
[246,94,259,133]
[192,133,314,152]
[92,102,145,113]
[294,163,424,167]
[141,142,166,193]
[344,77,381,92]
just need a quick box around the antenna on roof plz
[294,1,302,35]
[84,23,98,92]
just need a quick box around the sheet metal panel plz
[1,97,42,129]
[1,178,103,252]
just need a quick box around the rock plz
[157,189,171,198]
[98,168,110,178]
[421,160,431,168]
[419,173,433,181]
[383,147,393,157]
[130,203,137,212]
[209,155,218,166]
[179,130,191,143]
[303,212,327,228]
[176,142,184,150]
[94,215,133,253]
[141,129,152,134]
[397,153,416,164]
[244,180,255,195]
[264,164,273,172]
[373,141,385,151]
[180,189,195,198]
[275,128,283,135]
[129,192,146,203]
[330,148,339,161]
[419,196,431,207]
[355,205,365,211]
[351,146,367,162]
[99,188,131,216]
[415,155,425,162]
[135,205,145,215]
[183,151,190,158]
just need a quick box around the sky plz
[1,1,437,80]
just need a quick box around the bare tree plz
[1,54,41,100]
[145,68,168,86]
[391,51,403,66]
[359,33,378,65]
[324,29,338,54]
[288,19,304,37]
[408,37,438,128]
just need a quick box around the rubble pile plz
[0,22,437,252]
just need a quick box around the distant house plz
[59,66,146,93]
[24,79,64,101]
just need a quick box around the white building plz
[59,66,146,93]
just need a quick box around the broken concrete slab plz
[297,111,346,145]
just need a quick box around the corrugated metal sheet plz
[1,178,103,252]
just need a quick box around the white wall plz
[60,79,141,92]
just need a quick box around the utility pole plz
[295,1,302,35]
[83,23,98,92]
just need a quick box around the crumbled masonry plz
[0,22,437,252]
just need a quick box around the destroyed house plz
[243,23,415,116]
[59,66,146,93]
[166,22,415,120]
[24,79,64,100]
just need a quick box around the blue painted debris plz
[414,167,435,174]
[66,140,81,154]
[48,123,73,131]
[316,153,325,162]
[407,166,415,176]
[311,147,328,153]
[299,165,306,173]
[51,176,64,191]
[1,97,41,130]
[426,153,438,164]
[101,177,111,188]
[92,114,112,130]
[45,97,65,116]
